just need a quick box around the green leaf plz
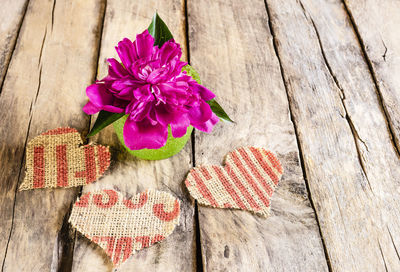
[148,12,174,47]
[206,99,234,123]
[87,111,125,137]
[182,65,201,84]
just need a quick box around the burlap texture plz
[69,189,180,267]
[19,127,110,190]
[185,147,283,217]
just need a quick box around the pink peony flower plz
[83,30,218,150]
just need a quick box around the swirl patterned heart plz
[69,189,180,267]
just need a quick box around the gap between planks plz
[263,0,332,270]
[184,0,205,269]
[55,1,107,271]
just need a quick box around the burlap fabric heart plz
[69,189,180,267]
[185,147,283,217]
[19,127,110,191]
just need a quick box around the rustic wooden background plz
[1,0,399,271]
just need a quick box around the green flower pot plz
[113,115,193,160]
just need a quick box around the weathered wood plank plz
[188,0,328,271]
[266,0,400,270]
[343,0,400,154]
[70,1,196,271]
[0,0,28,92]
[0,0,105,270]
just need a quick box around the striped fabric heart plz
[185,147,283,217]
[69,189,180,267]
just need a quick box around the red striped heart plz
[19,127,110,190]
[185,147,283,217]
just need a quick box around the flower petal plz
[147,67,169,84]
[154,104,186,126]
[188,100,212,125]
[170,113,190,138]
[102,105,124,113]
[123,117,168,150]
[156,82,189,105]
[114,87,134,101]
[168,59,187,78]
[126,94,154,122]
[107,58,128,78]
[133,84,152,100]
[82,101,101,115]
[191,112,219,133]
[134,30,155,59]
[159,40,182,65]
[86,84,114,108]
[190,82,215,101]
[116,38,137,69]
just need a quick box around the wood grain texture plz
[1,0,399,271]
[0,0,105,271]
[188,0,328,271]
[70,1,196,271]
[344,0,400,154]
[0,0,28,91]
[266,0,400,270]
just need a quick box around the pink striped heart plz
[185,147,283,217]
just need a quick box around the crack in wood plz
[194,201,204,272]
[51,0,56,31]
[381,39,387,62]
[332,193,349,237]
[0,0,30,96]
[55,205,75,272]
[184,0,191,65]
[1,21,46,267]
[90,0,107,86]
[185,1,204,270]
[191,127,203,272]
[302,2,368,152]
[264,0,332,270]
[38,28,47,68]
[34,66,42,104]
[183,0,206,271]
[1,112,33,272]
[342,0,400,159]
[388,226,400,261]
[299,0,373,193]
[345,115,374,192]
[378,240,389,272]
[1,21,46,266]
[28,101,33,115]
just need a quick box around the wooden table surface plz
[1,0,400,271]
